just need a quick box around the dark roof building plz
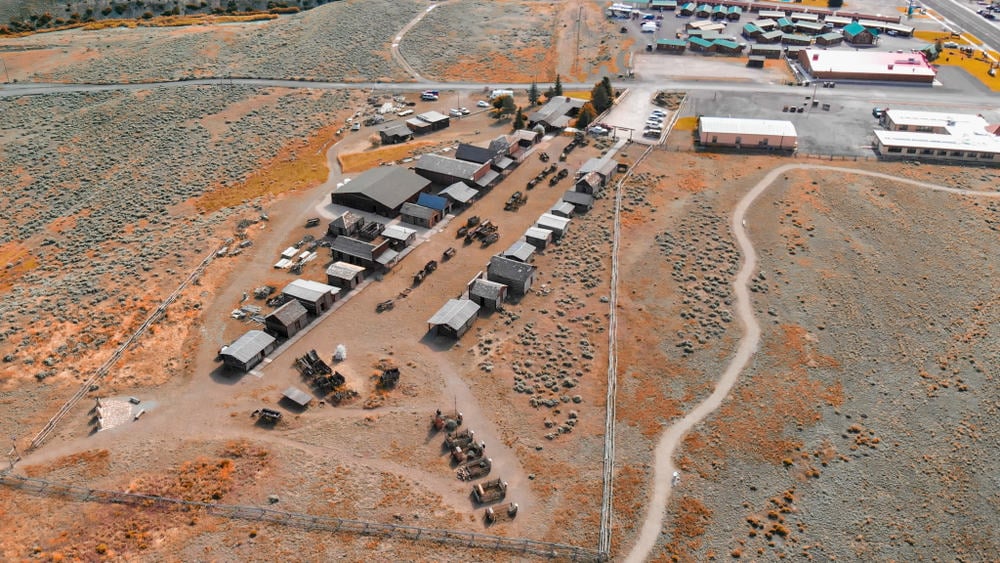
[378,121,414,145]
[221,330,277,372]
[468,278,508,310]
[330,236,394,271]
[413,153,493,188]
[264,299,310,339]
[487,255,537,296]
[427,299,481,338]
[331,166,431,217]
[562,190,595,213]
[400,202,441,228]
[527,96,586,131]
[327,210,365,237]
[455,143,496,164]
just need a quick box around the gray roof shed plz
[224,330,276,365]
[283,279,340,303]
[427,299,481,331]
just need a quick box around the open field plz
[0,0,424,83]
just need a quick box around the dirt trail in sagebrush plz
[624,164,1000,562]
[390,0,452,82]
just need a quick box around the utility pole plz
[0,57,10,84]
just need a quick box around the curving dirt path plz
[390,1,452,82]
[624,164,1000,562]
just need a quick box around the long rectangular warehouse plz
[698,117,798,150]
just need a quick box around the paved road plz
[2,77,998,109]
[623,164,1000,563]
[921,0,1000,51]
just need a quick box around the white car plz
[449,108,463,117]
[647,115,664,123]
[650,109,666,117]
[460,107,470,115]
[477,100,490,108]
[588,126,609,136]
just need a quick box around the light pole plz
[0,57,10,84]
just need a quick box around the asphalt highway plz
[921,0,1000,51]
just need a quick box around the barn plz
[330,166,431,217]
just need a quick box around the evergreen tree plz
[513,107,525,130]
[554,74,563,96]
[528,81,540,106]
[575,102,597,129]
[591,82,611,113]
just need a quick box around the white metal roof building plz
[698,117,798,150]
[873,111,1000,162]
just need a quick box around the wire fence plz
[27,247,218,452]
[0,472,603,561]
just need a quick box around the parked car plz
[460,107,470,115]
[647,116,664,123]
[588,126,609,136]
[449,108,463,117]
[351,122,361,131]
[477,100,490,108]
[650,109,667,117]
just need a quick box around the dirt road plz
[624,164,1000,562]
[390,1,451,82]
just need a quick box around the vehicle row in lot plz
[644,109,666,138]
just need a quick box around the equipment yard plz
[1,0,999,561]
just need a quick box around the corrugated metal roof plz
[503,240,536,262]
[331,236,376,260]
[400,202,438,220]
[333,167,430,210]
[476,169,501,188]
[283,279,339,303]
[266,299,308,326]
[417,192,449,211]
[439,182,479,203]
[488,255,537,283]
[326,261,366,280]
[381,224,417,241]
[286,279,326,302]
[283,386,313,406]
[469,278,506,301]
[699,117,797,138]
[427,299,481,330]
[223,330,275,364]
[415,153,486,180]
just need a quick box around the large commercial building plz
[330,166,431,217]
[798,49,936,84]
[873,110,1000,163]
[698,117,798,150]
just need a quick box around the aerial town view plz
[1,0,998,560]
